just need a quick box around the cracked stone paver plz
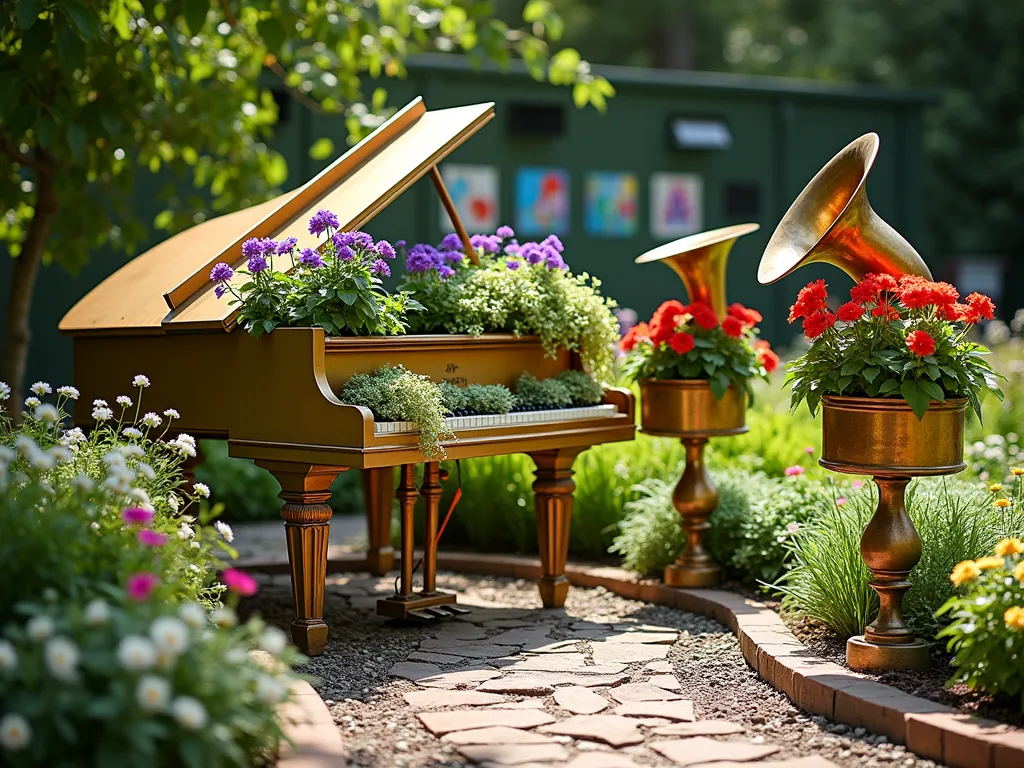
[418,708,556,735]
[651,737,780,766]
[553,686,609,715]
[458,743,571,765]
[441,726,559,745]
[538,714,645,747]
[613,700,696,721]
[607,682,684,703]
[650,720,745,736]
[403,690,508,708]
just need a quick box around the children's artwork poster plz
[584,172,639,237]
[438,164,499,233]
[650,173,703,239]
[515,167,570,235]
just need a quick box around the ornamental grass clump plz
[619,299,775,401]
[209,209,417,337]
[785,273,1003,419]
[397,228,620,380]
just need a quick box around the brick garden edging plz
[244,551,1024,768]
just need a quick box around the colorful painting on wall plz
[515,167,570,235]
[650,173,703,238]
[584,172,639,237]
[438,164,499,233]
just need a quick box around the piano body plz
[59,98,636,655]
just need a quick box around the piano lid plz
[60,97,495,336]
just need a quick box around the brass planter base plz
[665,562,719,588]
[847,635,930,672]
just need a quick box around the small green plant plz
[439,382,469,414]
[339,365,453,458]
[515,373,572,408]
[555,370,604,405]
[463,384,516,415]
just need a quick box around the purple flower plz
[352,231,373,249]
[276,237,298,255]
[248,254,269,273]
[241,238,266,259]
[496,225,515,239]
[214,284,227,299]
[375,240,396,260]
[395,240,407,249]
[210,262,233,282]
[522,243,544,265]
[614,308,638,335]
[405,244,442,273]
[336,245,355,262]
[298,248,323,268]
[505,243,521,255]
[471,234,501,254]
[371,259,391,277]
[542,234,564,253]
[438,265,456,280]
[308,209,339,236]
[545,253,567,270]
[333,232,355,248]
[439,233,463,251]
[506,260,520,270]
[441,250,464,264]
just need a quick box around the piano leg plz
[396,464,418,596]
[256,460,342,656]
[420,462,442,593]
[361,467,395,576]
[529,448,584,609]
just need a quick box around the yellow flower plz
[996,538,1024,556]
[1004,606,1024,631]
[996,498,1012,509]
[1014,562,1024,582]
[990,484,1004,493]
[951,559,981,586]
[976,556,1006,570]
[1012,467,1024,476]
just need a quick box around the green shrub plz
[463,383,515,414]
[515,373,572,408]
[555,370,604,405]
[439,382,468,413]
[608,477,683,575]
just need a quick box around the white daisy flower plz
[136,675,171,713]
[44,637,80,682]
[178,603,208,630]
[84,600,111,626]
[93,399,108,408]
[192,483,210,499]
[163,408,180,419]
[137,462,156,480]
[170,437,196,458]
[257,675,286,705]
[171,696,207,730]
[149,617,189,655]
[190,541,200,549]
[167,494,180,512]
[61,427,86,445]
[26,616,54,642]
[24,396,40,409]
[34,404,59,423]
[92,406,114,421]
[128,488,151,505]
[177,524,195,541]
[141,412,162,428]
[120,444,145,459]
[0,446,14,463]
[56,386,80,400]
[132,375,151,388]
[103,475,131,495]
[116,395,133,408]
[214,521,234,542]
[48,446,73,464]
[0,382,9,400]
[122,427,143,439]
[211,608,237,628]
[259,627,288,656]
[117,635,156,671]
[30,381,52,396]
[0,639,17,670]
[70,474,94,492]
[0,713,31,751]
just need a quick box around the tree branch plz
[266,59,327,115]
[0,136,43,171]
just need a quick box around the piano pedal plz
[376,591,460,621]
[406,609,438,621]
[441,604,472,615]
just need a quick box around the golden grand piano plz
[59,98,636,655]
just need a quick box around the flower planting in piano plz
[397,228,620,380]
[785,275,1003,419]
[619,300,773,401]
[210,208,420,338]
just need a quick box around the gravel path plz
[243,572,948,768]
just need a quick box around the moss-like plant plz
[555,370,603,405]
[339,365,452,458]
[464,384,516,415]
[514,373,573,409]
[438,382,468,414]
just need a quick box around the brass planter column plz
[640,380,748,587]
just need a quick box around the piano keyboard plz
[374,404,618,435]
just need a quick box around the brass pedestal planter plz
[820,395,967,672]
[640,379,748,588]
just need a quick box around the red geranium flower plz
[874,273,898,292]
[871,303,901,321]
[651,299,687,328]
[727,303,762,328]
[619,322,649,352]
[850,275,880,305]
[757,347,780,373]
[689,302,718,330]
[906,330,936,357]
[896,275,938,309]
[788,279,828,322]
[721,316,745,338]
[944,302,980,324]
[837,301,865,322]
[966,292,995,321]
[802,311,836,339]
[930,281,959,307]
[669,331,695,355]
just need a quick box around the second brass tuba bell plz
[635,223,760,319]
[758,132,931,285]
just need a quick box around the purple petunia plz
[496,225,515,239]
[439,233,463,251]
[506,260,520,270]
[375,240,396,260]
[248,254,269,273]
[214,284,227,299]
[405,243,442,273]
[438,265,456,280]
[276,237,298,254]
[308,209,339,237]
[210,262,233,282]
[371,259,391,277]
[298,248,323,268]
[542,234,564,253]
[441,250,464,264]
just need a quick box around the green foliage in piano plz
[462,383,516,415]
[514,372,573,409]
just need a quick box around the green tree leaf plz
[256,17,287,54]
[308,137,334,160]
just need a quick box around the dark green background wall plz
[0,55,932,391]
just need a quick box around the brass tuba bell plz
[757,133,931,285]
[635,223,760,319]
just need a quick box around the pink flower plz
[127,572,160,601]
[784,465,806,477]
[221,569,258,596]
[804,446,815,455]
[852,480,864,490]
[836,497,847,507]
[786,523,800,534]
[137,529,168,548]
[122,507,155,526]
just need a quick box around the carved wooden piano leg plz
[529,448,583,609]
[420,462,442,593]
[255,461,342,657]
[396,464,418,597]
[362,467,395,576]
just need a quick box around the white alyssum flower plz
[136,675,171,713]
[141,412,162,428]
[0,382,9,400]
[84,599,111,626]
[90,521,101,531]
[177,523,195,541]
[0,713,31,751]
[56,386,79,400]
[169,436,197,458]
[189,541,200,549]
[23,396,40,409]
[259,627,288,656]
[26,615,54,642]
[163,408,180,419]
[60,427,86,446]
[0,639,17,671]
[171,696,207,730]
[137,462,156,480]
[122,427,143,439]
[257,675,286,705]
[48,445,73,464]
[167,493,180,512]
[133,374,151,388]
[192,482,210,499]
[44,637,80,682]
[149,617,189,655]
[178,603,208,630]
[116,395,133,408]
[214,521,234,542]
[211,608,237,628]
[70,474,94,493]
[129,488,151,505]
[117,635,157,671]
[34,403,59,423]
[120,444,144,459]
[187,564,200,573]
[92,406,114,421]
[30,381,52,396]
[93,398,107,407]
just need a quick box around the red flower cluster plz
[623,299,768,359]
[905,329,936,357]
[754,339,779,373]
[619,321,649,353]
[648,300,688,345]
[689,302,718,330]
[788,279,836,339]
[669,331,695,354]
